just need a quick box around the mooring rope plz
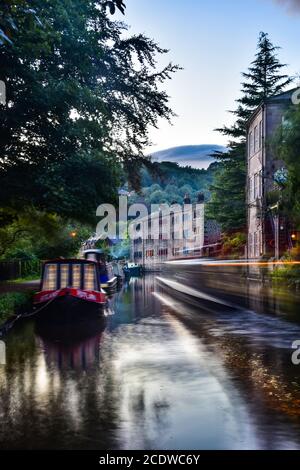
[0,296,57,339]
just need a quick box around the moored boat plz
[83,249,118,292]
[123,262,143,277]
[33,259,107,322]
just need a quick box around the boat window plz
[84,264,96,290]
[72,264,81,289]
[42,264,57,291]
[60,264,69,288]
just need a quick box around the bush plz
[221,232,246,259]
[0,292,31,323]
[271,262,300,288]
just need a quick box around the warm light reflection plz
[204,261,300,267]
[35,355,50,396]
[168,260,300,267]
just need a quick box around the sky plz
[115,0,300,154]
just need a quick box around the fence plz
[0,259,42,282]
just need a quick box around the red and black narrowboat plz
[33,259,107,322]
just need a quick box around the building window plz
[254,174,257,200]
[254,125,258,153]
[248,233,252,258]
[258,170,262,198]
[259,120,262,149]
[254,232,259,258]
[251,172,262,200]
[173,248,180,257]
[249,131,254,156]
[249,176,254,201]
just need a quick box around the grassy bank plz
[271,264,300,289]
[0,292,32,324]
[11,274,40,283]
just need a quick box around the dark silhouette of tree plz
[207,32,292,232]
[0,0,179,224]
[104,0,126,15]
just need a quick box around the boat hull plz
[123,267,142,277]
[101,276,118,292]
[34,289,106,324]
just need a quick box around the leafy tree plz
[0,151,120,224]
[0,208,90,259]
[0,0,178,228]
[104,0,126,15]
[0,1,41,45]
[273,102,300,227]
[149,190,167,205]
[208,32,293,232]
[128,161,217,207]
[0,1,125,46]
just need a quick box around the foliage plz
[272,103,300,227]
[128,161,219,206]
[0,1,125,46]
[209,32,292,233]
[206,149,246,232]
[104,0,126,15]
[0,1,42,45]
[271,265,300,288]
[0,0,178,259]
[220,232,246,259]
[0,208,91,260]
[0,292,31,322]
[0,0,178,218]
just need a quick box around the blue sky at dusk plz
[116,0,300,153]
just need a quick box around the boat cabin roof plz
[44,258,98,265]
[41,259,100,292]
[127,262,139,268]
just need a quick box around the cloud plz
[271,0,300,14]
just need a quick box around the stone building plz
[246,88,298,259]
[131,194,221,269]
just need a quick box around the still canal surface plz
[1,275,300,450]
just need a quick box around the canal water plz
[0,275,300,450]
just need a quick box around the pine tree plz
[207,32,293,233]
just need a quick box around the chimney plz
[184,193,191,204]
[197,192,205,204]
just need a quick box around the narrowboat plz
[83,249,118,291]
[33,259,107,322]
[112,261,124,286]
[123,262,143,277]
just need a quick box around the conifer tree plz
[208,32,293,232]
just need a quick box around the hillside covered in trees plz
[128,161,219,206]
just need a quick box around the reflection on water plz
[0,276,300,449]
